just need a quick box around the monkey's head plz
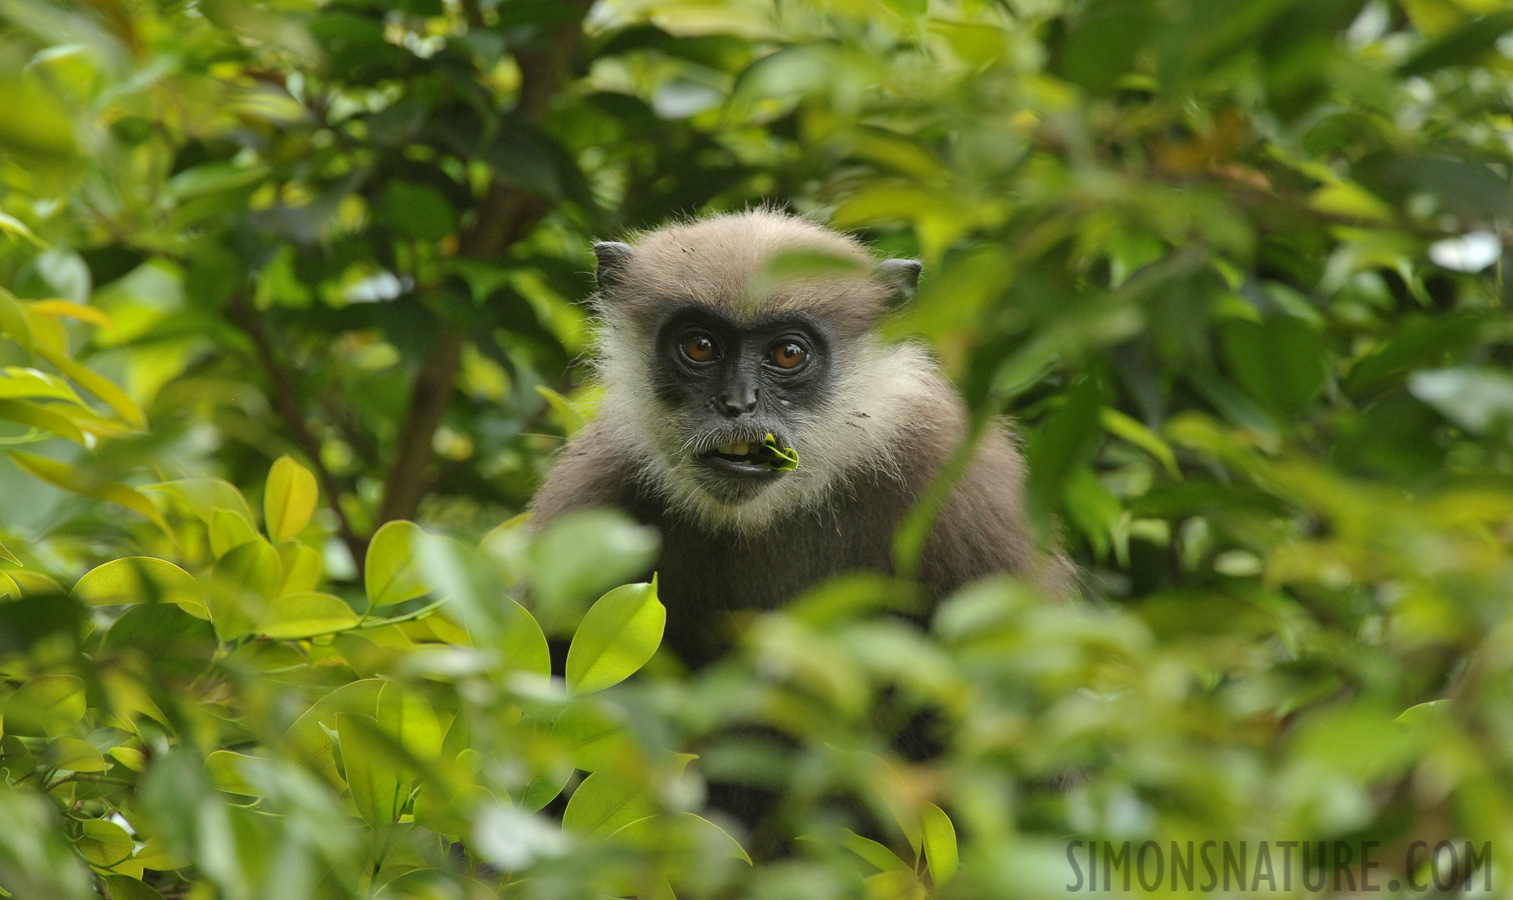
[590,210,925,531]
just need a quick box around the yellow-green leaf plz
[366,520,429,608]
[77,818,135,869]
[841,829,912,873]
[74,557,206,619]
[47,736,107,773]
[337,713,407,827]
[8,571,63,596]
[565,579,665,696]
[9,453,169,535]
[278,542,323,596]
[376,681,443,766]
[0,398,88,443]
[921,802,958,887]
[258,591,359,639]
[1100,407,1180,478]
[101,875,166,900]
[0,538,17,565]
[0,286,32,350]
[208,507,259,558]
[287,679,384,777]
[0,367,87,403]
[205,750,261,796]
[24,299,115,331]
[264,455,318,543]
[5,674,85,737]
[561,771,658,837]
[29,341,145,428]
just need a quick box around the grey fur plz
[535,210,1073,665]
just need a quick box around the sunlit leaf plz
[336,713,407,827]
[367,520,429,608]
[73,557,207,619]
[921,803,958,886]
[564,579,665,695]
[561,771,658,837]
[258,592,359,639]
[9,452,169,535]
[5,674,85,737]
[48,737,108,773]
[264,455,318,543]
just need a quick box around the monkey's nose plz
[720,390,758,416]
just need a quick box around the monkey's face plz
[648,306,832,504]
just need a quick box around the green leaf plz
[286,679,385,777]
[759,432,800,471]
[336,713,407,827]
[0,367,86,403]
[141,478,257,527]
[5,674,85,737]
[101,875,166,900]
[29,341,145,428]
[9,452,170,535]
[500,598,551,676]
[208,539,282,640]
[840,829,912,873]
[0,538,17,565]
[257,591,359,639]
[204,750,260,797]
[366,520,430,608]
[561,771,658,837]
[921,803,958,886]
[264,455,319,543]
[376,681,442,765]
[277,542,323,596]
[77,818,135,869]
[73,557,206,618]
[1100,407,1180,478]
[208,507,258,558]
[0,286,32,351]
[564,579,665,695]
[1220,316,1328,418]
[47,737,107,773]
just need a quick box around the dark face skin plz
[650,305,833,502]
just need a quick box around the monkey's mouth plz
[697,438,790,477]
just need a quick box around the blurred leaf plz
[920,803,958,887]
[367,520,430,608]
[5,674,85,737]
[258,592,359,639]
[264,455,319,543]
[336,714,407,828]
[73,557,207,618]
[9,453,170,535]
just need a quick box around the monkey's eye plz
[770,341,808,370]
[680,333,719,363]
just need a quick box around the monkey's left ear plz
[593,241,635,292]
[876,258,923,307]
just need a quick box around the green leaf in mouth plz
[759,433,800,472]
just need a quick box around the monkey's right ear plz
[593,241,635,292]
[876,258,923,307]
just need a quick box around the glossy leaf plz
[366,520,430,608]
[264,455,318,543]
[564,579,665,695]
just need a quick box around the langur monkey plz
[531,210,1074,665]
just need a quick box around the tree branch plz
[226,298,368,570]
[375,2,594,531]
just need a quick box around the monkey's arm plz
[527,417,636,530]
[917,428,1078,600]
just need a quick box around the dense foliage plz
[2,0,1512,897]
